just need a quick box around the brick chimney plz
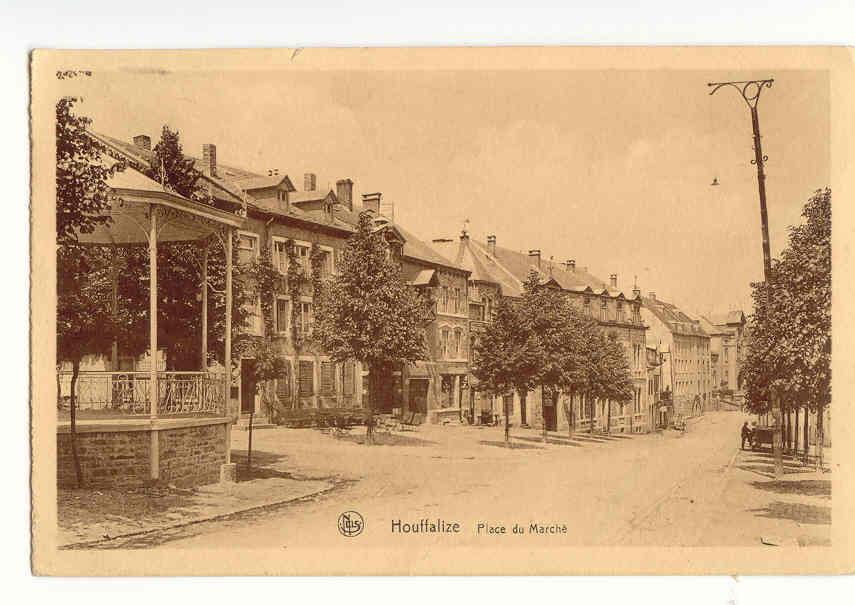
[336,179,353,211]
[202,144,217,177]
[133,134,151,151]
[362,192,382,214]
[304,173,316,191]
[529,249,541,268]
[649,291,656,301]
[567,259,575,272]
[610,274,618,288]
[487,234,496,257]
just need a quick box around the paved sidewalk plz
[58,463,335,548]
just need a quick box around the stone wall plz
[158,423,228,487]
[57,420,228,489]
[57,429,151,489]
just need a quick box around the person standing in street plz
[741,421,752,450]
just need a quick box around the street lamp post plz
[708,77,783,478]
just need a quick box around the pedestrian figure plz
[741,421,752,450]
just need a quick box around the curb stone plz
[59,482,338,549]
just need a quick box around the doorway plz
[240,358,257,414]
[408,379,428,414]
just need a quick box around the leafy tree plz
[147,125,203,201]
[520,273,592,443]
[57,247,119,487]
[314,211,433,443]
[56,96,115,248]
[741,188,831,465]
[56,85,120,487]
[596,332,634,433]
[473,292,543,446]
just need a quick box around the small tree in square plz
[314,211,433,444]
[473,279,543,446]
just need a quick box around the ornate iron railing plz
[57,371,227,416]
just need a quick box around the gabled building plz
[429,233,650,434]
[640,293,711,419]
[95,132,472,425]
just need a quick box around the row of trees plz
[740,188,831,466]
[473,273,635,445]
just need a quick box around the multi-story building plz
[640,293,712,418]
[95,132,471,425]
[430,233,650,433]
[703,311,747,394]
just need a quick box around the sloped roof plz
[291,190,336,205]
[642,296,709,337]
[428,237,522,297]
[707,310,746,326]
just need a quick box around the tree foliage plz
[741,188,831,416]
[314,212,433,441]
[56,96,115,248]
[147,125,203,201]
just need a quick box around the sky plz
[59,67,829,317]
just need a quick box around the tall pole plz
[709,77,782,478]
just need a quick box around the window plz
[584,297,591,316]
[275,298,289,333]
[298,301,313,336]
[320,361,335,394]
[440,327,450,359]
[237,233,259,264]
[244,296,262,335]
[600,298,608,321]
[298,360,314,396]
[470,302,485,321]
[273,239,289,273]
[617,302,624,323]
[454,329,463,358]
[275,362,291,403]
[296,243,310,273]
[632,304,640,323]
[343,361,355,396]
[485,296,492,319]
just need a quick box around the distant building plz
[640,293,711,418]
[703,311,747,393]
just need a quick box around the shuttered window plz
[343,361,355,395]
[299,360,314,395]
[276,362,291,402]
[321,361,335,394]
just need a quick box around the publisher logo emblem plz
[338,511,364,537]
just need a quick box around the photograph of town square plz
[50,62,830,553]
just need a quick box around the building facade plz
[641,293,712,419]
[703,311,747,394]
[430,234,650,434]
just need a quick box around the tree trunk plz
[803,406,810,464]
[365,366,376,445]
[817,404,824,470]
[518,391,528,444]
[794,407,800,457]
[606,399,611,435]
[69,359,83,488]
[542,387,548,444]
[587,394,593,434]
[568,390,575,438]
[247,386,255,474]
[504,394,510,446]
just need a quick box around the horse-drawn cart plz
[751,425,775,451]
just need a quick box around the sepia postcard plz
[30,47,855,576]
